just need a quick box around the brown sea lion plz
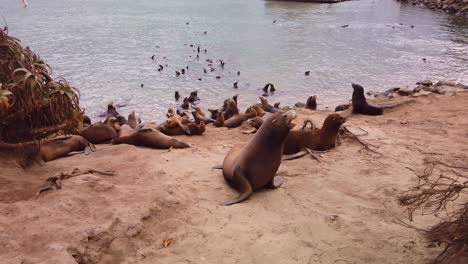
[224,99,239,120]
[192,107,215,124]
[208,108,219,120]
[103,117,121,132]
[40,135,96,162]
[113,128,190,149]
[161,121,205,136]
[259,96,280,113]
[245,104,265,116]
[79,121,118,144]
[128,112,139,129]
[163,112,191,135]
[216,110,297,205]
[247,117,265,129]
[283,113,347,155]
[214,111,225,127]
[306,96,317,110]
[352,84,383,115]
[216,108,258,128]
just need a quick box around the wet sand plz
[0,85,467,264]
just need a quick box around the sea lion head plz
[352,83,366,100]
[106,103,119,117]
[224,99,238,117]
[259,96,272,110]
[322,113,347,131]
[248,117,264,129]
[246,107,258,118]
[263,110,297,140]
[273,102,280,108]
[115,115,128,126]
[82,115,91,127]
[106,117,121,133]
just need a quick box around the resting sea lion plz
[113,128,190,149]
[128,112,139,129]
[224,99,239,120]
[163,113,191,135]
[208,109,219,120]
[216,109,258,128]
[192,109,215,124]
[161,121,205,136]
[40,135,96,162]
[217,111,297,205]
[79,124,118,144]
[351,84,383,115]
[245,104,265,116]
[283,113,347,155]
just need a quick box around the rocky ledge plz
[400,0,468,16]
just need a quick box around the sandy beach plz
[1,85,467,264]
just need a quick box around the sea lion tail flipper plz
[212,165,223,169]
[178,123,192,135]
[268,176,284,189]
[282,150,309,161]
[84,147,92,155]
[224,170,253,206]
[239,128,257,134]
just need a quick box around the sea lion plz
[192,109,215,125]
[40,135,96,162]
[217,111,297,205]
[224,99,239,120]
[208,108,219,120]
[335,104,350,112]
[259,96,279,113]
[79,124,118,144]
[245,104,265,116]
[181,97,189,110]
[306,96,317,110]
[188,90,200,103]
[247,117,265,129]
[128,112,139,129]
[106,103,119,118]
[82,115,91,127]
[175,91,180,101]
[283,113,347,155]
[216,108,258,128]
[113,128,190,149]
[163,113,191,135]
[214,111,225,127]
[160,121,205,136]
[351,84,383,115]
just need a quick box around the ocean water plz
[1,0,467,121]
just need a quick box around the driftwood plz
[35,168,116,196]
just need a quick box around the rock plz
[435,80,456,87]
[335,104,350,112]
[397,89,412,96]
[413,86,422,93]
[455,83,468,89]
[445,0,455,5]
[416,80,433,86]
[295,102,305,108]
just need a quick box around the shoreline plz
[1,82,467,263]
[400,0,468,17]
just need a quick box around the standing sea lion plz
[283,113,347,155]
[217,111,297,205]
[224,99,239,120]
[306,96,317,110]
[113,128,190,149]
[160,121,205,136]
[40,135,96,162]
[181,97,190,110]
[351,84,383,115]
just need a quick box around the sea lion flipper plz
[212,165,223,169]
[268,176,284,189]
[224,170,253,206]
[282,151,309,161]
[84,147,92,155]
[178,123,192,135]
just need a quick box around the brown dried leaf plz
[162,238,173,248]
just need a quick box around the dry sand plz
[1,86,467,264]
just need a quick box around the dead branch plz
[339,126,380,154]
[35,168,116,196]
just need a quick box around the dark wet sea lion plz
[83,115,91,127]
[216,109,258,128]
[40,135,96,162]
[283,113,347,155]
[106,103,119,118]
[259,96,279,113]
[175,91,180,101]
[218,111,297,205]
[113,128,190,149]
[128,112,139,129]
[79,124,118,144]
[181,97,189,110]
[306,96,317,110]
[161,121,205,136]
[351,84,383,115]
[208,108,219,120]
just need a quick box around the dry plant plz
[0,24,82,143]
[398,157,468,264]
